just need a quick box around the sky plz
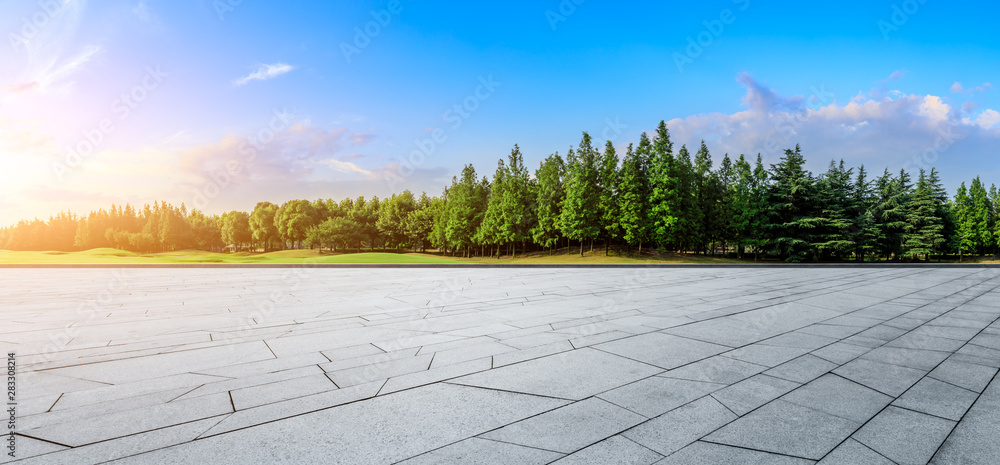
[1,0,999,226]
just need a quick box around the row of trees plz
[3,121,1000,261]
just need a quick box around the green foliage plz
[764,146,819,262]
[531,152,565,249]
[560,133,602,254]
[617,143,651,251]
[903,169,946,259]
[648,124,677,247]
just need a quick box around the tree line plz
[3,121,1000,261]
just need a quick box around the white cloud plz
[232,63,295,86]
[662,73,1000,179]
[951,82,964,93]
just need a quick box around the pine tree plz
[598,140,620,255]
[648,122,677,248]
[446,164,487,256]
[850,165,879,261]
[970,177,991,255]
[991,184,1000,254]
[560,133,602,256]
[812,160,855,260]
[693,141,718,254]
[674,144,700,252]
[903,169,945,260]
[477,159,507,256]
[716,154,736,254]
[764,145,818,262]
[617,143,651,254]
[953,183,975,260]
[532,153,565,253]
[500,144,536,258]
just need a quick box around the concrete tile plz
[765,354,838,384]
[781,374,892,423]
[710,374,800,416]
[492,340,574,367]
[833,358,927,396]
[598,376,725,418]
[817,439,894,465]
[481,397,645,454]
[860,346,951,371]
[724,343,812,368]
[451,348,662,400]
[200,381,384,437]
[930,377,1000,464]
[230,373,337,410]
[810,341,872,364]
[659,441,815,465]
[397,437,563,465]
[550,435,662,464]
[13,416,224,465]
[892,377,979,421]
[854,406,956,465]
[380,357,492,395]
[622,396,737,456]
[24,392,232,447]
[705,400,859,460]
[928,358,998,393]
[326,353,432,387]
[595,332,731,370]
[43,341,276,385]
[659,355,767,385]
[952,344,1000,368]
[114,383,569,464]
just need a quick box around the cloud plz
[133,1,150,21]
[877,70,908,84]
[232,63,295,86]
[951,82,964,93]
[662,73,1000,181]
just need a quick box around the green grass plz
[0,248,462,264]
[1,247,990,265]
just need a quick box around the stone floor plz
[2,267,999,464]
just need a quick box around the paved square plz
[2,267,999,464]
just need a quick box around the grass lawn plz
[0,248,462,264]
[0,247,992,265]
[0,247,746,265]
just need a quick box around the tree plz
[500,144,536,258]
[765,145,818,262]
[275,200,317,249]
[560,133,602,256]
[903,168,946,260]
[249,202,280,251]
[597,140,620,255]
[648,123,677,248]
[188,210,224,251]
[812,160,855,260]
[405,193,436,252]
[477,159,507,256]
[850,165,879,261]
[674,144,700,252]
[446,164,487,256]
[219,211,252,251]
[532,153,565,252]
[617,143,651,254]
[377,190,416,251]
[693,140,718,253]
[969,176,991,255]
[953,182,976,260]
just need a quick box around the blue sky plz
[1,0,999,225]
